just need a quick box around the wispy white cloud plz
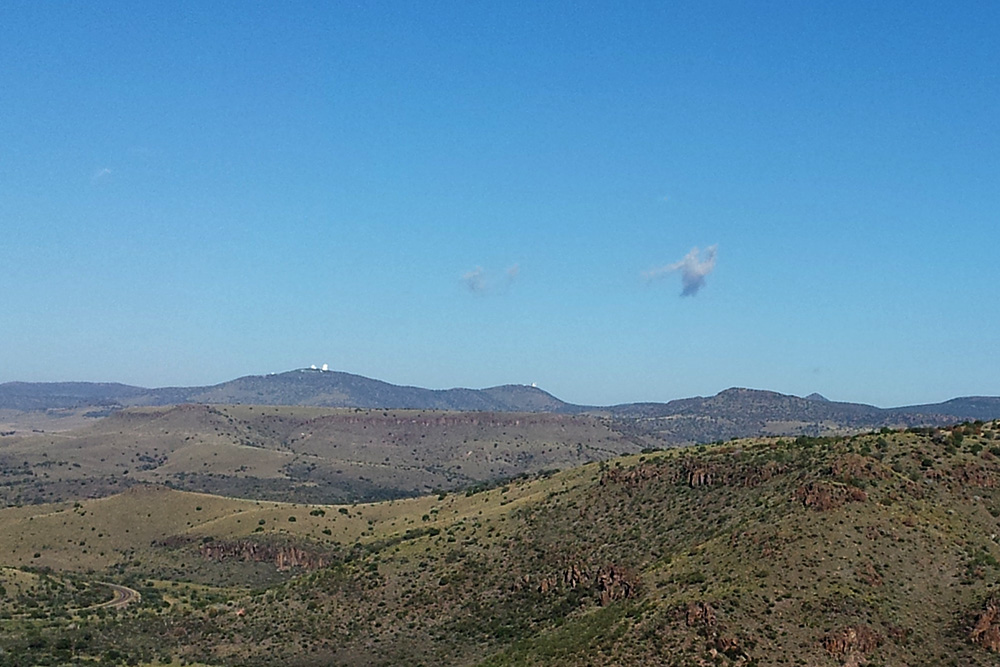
[644,245,718,297]
[461,263,520,295]
[91,167,112,184]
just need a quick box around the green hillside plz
[3,422,1000,665]
[0,404,639,505]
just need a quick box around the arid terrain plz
[0,403,639,506]
[3,405,1000,665]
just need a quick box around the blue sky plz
[1,2,998,407]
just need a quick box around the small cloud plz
[91,167,112,184]
[644,245,718,297]
[461,263,520,295]
[462,266,487,293]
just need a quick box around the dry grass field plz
[0,404,641,506]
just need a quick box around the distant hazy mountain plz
[602,387,999,445]
[2,370,997,443]
[0,369,569,414]
[0,381,149,411]
[890,396,1000,422]
[608,387,885,422]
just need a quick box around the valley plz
[0,403,639,506]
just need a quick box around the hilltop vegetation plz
[0,404,638,506]
[3,421,1000,665]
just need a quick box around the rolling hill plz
[605,387,1000,446]
[0,404,639,506]
[0,369,571,414]
[4,423,1000,665]
[3,368,999,448]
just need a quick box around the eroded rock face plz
[599,458,788,490]
[199,540,329,571]
[683,600,749,663]
[685,601,717,629]
[595,564,639,606]
[971,595,1000,652]
[514,561,640,606]
[794,481,867,511]
[823,625,881,666]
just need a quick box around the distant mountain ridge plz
[0,369,570,414]
[603,386,1000,445]
[2,369,999,443]
[0,381,151,411]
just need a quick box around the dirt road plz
[93,582,141,609]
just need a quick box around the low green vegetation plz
[3,422,1000,665]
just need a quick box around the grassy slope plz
[0,404,640,506]
[3,424,1000,665]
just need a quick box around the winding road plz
[93,582,141,609]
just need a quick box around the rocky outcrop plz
[823,625,881,666]
[595,564,639,606]
[686,466,716,487]
[600,458,788,490]
[514,561,640,606]
[564,563,586,588]
[684,601,749,662]
[199,540,329,571]
[685,600,718,628]
[794,481,867,511]
[971,595,1000,652]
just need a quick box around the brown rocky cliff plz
[516,561,639,606]
[794,481,867,511]
[599,458,788,490]
[685,601,718,629]
[683,600,749,662]
[971,595,1000,652]
[595,564,639,606]
[199,540,329,571]
[823,625,881,666]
